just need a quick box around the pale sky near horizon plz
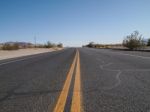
[0,0,150,47]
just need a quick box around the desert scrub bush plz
[86,42,95,48]
[147,38,150,46]
[57,43,63,48]
[2,43,19,50]
[44,41,56,48]
[123,31,146,50]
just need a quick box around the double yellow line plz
[53,50,83,112]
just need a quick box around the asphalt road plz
[0,48,150,112]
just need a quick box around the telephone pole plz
[34,36,36,48]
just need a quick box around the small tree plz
[123,31,146,50]
[147,38,150,46]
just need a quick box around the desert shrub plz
[57,43,63,48]
[123,31,146,50]
[147,38,150,46]
[86,42,95,48]
[2,43,19,50]
[44,41,56,48]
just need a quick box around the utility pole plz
[34,36,36,48]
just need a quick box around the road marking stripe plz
[0,52,52,66]
[53,51,77,112]
[71,50,83,112]
[118,52,150,59]
[0,56,37,66]
[0,50,64,66]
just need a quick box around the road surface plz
[0,48,150,112]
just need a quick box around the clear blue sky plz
[0,0,150,46]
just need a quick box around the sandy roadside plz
[0,48,61,60]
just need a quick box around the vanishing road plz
[0,48,150,112]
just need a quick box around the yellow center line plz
[53,51,77,112]
[71,50,83,112]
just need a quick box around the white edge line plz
[102,50,150,59]
[118,53,150,59]
[0,49,65,66]
[0,50,59,66]
[0,56,36,66]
